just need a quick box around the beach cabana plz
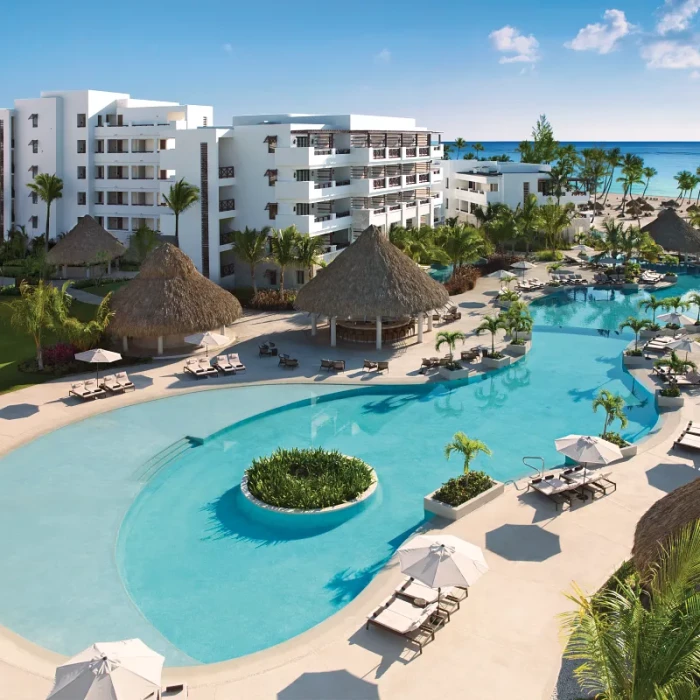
[641,208,700,258]
[294,226,449,349]
[632,477,700,574]
[46,215,126,278]
[109,243,242,355]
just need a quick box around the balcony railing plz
[388,148,400,158]
[373,178,386,190]
[219,198,236,212]
[389,204,401,211]
[419,173,429,183]
[419,147,430,156]
[373,148,386,159]
[388,176,401,187]
[314,181,334,189]
[132,149,154,154]
[405,148,416,157]
[221,262,235,277]
[405,174,417,185]
[219,165,235,178]
[335,210,350,218]
[336,148,351,154]
[315,214,331,223]
[314,149,332,155]
[131,176,153,180]
[220,231,235,245]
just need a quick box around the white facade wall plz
[0,110,13,239]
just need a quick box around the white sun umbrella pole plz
[48,638,164,700]
[398,534,488,600]
[74,348,122,382]
[184,331,229,357]
[555,434,623,469]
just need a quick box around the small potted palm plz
[476,313,510,369]
[505,302,533,357]
[622,262,640,291]
[592,389,637,458]
[619,316,651,367]
[655,351,695,408]
[662,255,679,282]
[497,288,520,309]
[637,296,664,338]
[435,331,471,380]
[545,263,563,291]
[424,433,504,520]
[687,292,700,326]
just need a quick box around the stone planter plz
[544,285,562,293]
[620,443,638,459]
[664,274,678,283]
[656,391,685,409]
[507,331,532,342]
[640,328,660,339]
[623,353,647,368]
[481,354,511,370]
[424,481,505,521]
[507,341,531,357]
[438,366,473,381]
[622,282,639,291]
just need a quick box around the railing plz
[314,148,332,155]
[219,165,235,178]
[388,176,401,187]
[388,148,401,158]
[405,174,417,185]
[131,149,154,154]
[219,198,235,212]
[373,148,386,159]
[336,148,351,154]
[314,214,331,223]
[373,178,386,189]
[107,175,128,180]
[220,231,235,245]
[131,176,153,180]
[314,181,334,189]
[374,207,386,214]
[107,147,127,154]
[389,204,401,211]
[419,147,430,156]
[335,210,350,218]
[132,200,153,206]
[335,179,351,187]
[405,148,416,157]
[418,173,429,183]
[421,198,430,204]
[221,262,235,277]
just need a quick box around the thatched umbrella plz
[47,215,126,278]
[661,200,680,208]
[641,208,700,257]
[632,477,700,574]
[109,244,242,355]
[294,225,449,349]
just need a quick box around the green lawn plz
[0,299,98,395]
[78,281,128,297]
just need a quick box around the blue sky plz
[3,0,700,140]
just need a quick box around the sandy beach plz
[589,191,696,229]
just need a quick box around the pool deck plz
[1,265,698,700]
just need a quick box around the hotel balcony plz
[275,211,353,236]
[274,147,354,168]
[275,179,353,201]
[218,165,235,182]
[354,192,442,230]
[353,170,442,196]
[219,198,236,215]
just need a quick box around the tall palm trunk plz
[602,168,615,206]
[44,200,51,253]
[279,267,285,294]
[250,264,257,294]
[174,214,180,248]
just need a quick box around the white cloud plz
[642,39,700,67]
[375,48,391,63]
[657,0,700,34]
[691,70,700,78]
[565,9,634,54]
[223,43,233,53]
[489,26,540,63]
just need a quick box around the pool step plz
[135,436,203,483]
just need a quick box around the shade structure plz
[597,256,619,265]
[641,208,700,255]
[486,269,517,280]
[632,477,700,573]
[657,311,694,326]
[294,226,449,319]
[47,638,164,700]
[569,245,594,254]
[554,434,623,465]
[510,260,535,278]
[108,244,242,339]
[661,200,680,208]
[74,348,122,381]
[668,337,699,359]
[184,331,229,356]
[46,216,126,266]
[398,534,488,589]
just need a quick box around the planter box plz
[640,329,660,339]
[438,366,472,381]
[507,341,531,357]
[622,283,639,291]
[506,331,532,342]
[623,354,647,368]
[664,274,678,282]
[656,391,685,409]
[481,355,511,370]
[620,443,638,459]
[424,481,505,521]
[544,285,562,293]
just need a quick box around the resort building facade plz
[438,160,589,224]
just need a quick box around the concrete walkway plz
[0,264,698,700]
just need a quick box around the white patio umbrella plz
[74,348,122,382]
[398,534,488,590]
[597,256,618,266]
[510,261,535,278]
[570,244,594,254]
[555,434,623,466]
[486,269,517,287]
[668,337,700,361]
[657,312,694,327]
[47,638,164,700]
[184,331,229,356]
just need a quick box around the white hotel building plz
[0,91,444,287]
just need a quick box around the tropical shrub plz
[600,431,628,447]
[660,384,681,398]
[432,471,494,507]
[480,253,520,276]
[0,285,21,296]
[245,447,374,510]
[231,286,255,305]
[535,250,563,262]
[444,265,480,295]
[249,289,296,310]
[42,342,80,369]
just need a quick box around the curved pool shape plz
[0,327,659,665]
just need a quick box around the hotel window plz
[77,113,86,127]
[29,114,38,128]
[446,178,449,189]
[265,169,278,186]
[97,115,103,127]
[31,215,38,229]
[296,203,310,215]
[203,116,208,126]
[77,166,86,179]
[263,135,277,154]
[95,216,104,226]
[296,270,305,285]
[29,165,38,177]
[95,192,104,205]
[30,191,37,204]
[77,192,86,205]
[95,140,104,153]
[159,139,167,150]
[30,139,38,154]
[445,198,449,210]
[265,202,278,220]
[490,183,498,192]
[523,182,530,198]
[95,166,104,179]
[77,139,86,154]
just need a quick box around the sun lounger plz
[258,344,278,357]
[214,355,235,375]
[69,380,105,400]
[160,683,189,698]
[100,374,124,394]
[184,358,214,379]
[320,359,333,371]
[529,476,579,510]
[279,354,299,369]
[377,361,389,373]
[366,596,445,655]
[674,432,700,451]
[364,360,378,371]
[561,468,617,496]
[396,577,466,608]
[227,354,246,372]
[332,360,346,372]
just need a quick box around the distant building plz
[438,160,589,225]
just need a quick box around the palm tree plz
[435,330,466,362]
[674,170,693,203]
[561,522,700,699]
[453,137,466,160]
[662,295,689,314]
[440,224,487,274]
[444,432,492,478]
[505,301,533,342]
[232,227,270,294]
[641,166,658,199]
[475,314,506,356]
[600,219,625,258]
[689,174,700,205]
[442,143,453,160]
[61,293,114,351]
[26,173,63,253]
[696,166,700,203]
[638,295,666,328]
[601,147,622,206]
[472,143,485,159]
[295,234,325,282]
[539,201,573,254]
[10,280,69,370]
[617,154,644,215]
[514,194,541,254]
[656,350,697,374]
[484,207,517,253]
[162,178,200,247]
[270,226,300,293]
[129,223,159,263]
[686,292,700,323]
[592,389,628,437]
[619,316,652,352]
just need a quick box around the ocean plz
[442,142,700,198]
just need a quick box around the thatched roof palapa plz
[632,477,700,573]
[295,226,449,318]
[47,215,126,265]
[108,244,242,337]
[641,208,700,254]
